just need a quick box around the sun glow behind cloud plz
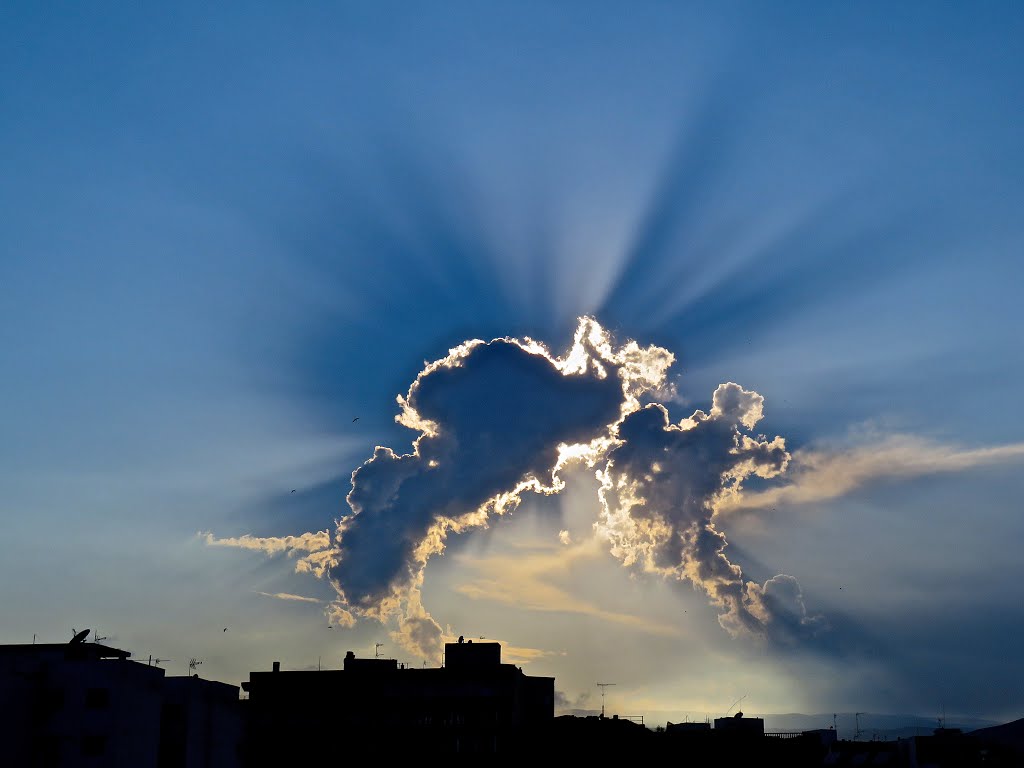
[204,308,1024,722]
[453,537,681,637]
[207,317,835,663]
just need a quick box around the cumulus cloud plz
[594,384,826,643]
[388,585,445,661]
[555,689,596,715]
[207,318,827,654]
[722,434,1024,512]
[325,317,673,659]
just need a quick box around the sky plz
[2,0,1024,728]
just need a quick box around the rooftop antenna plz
[723,694,747,717]
[147,655,170,667]
[596,682,616,718]
[855,712,865,741]
[188,658,203,676]
[375,642,384,659]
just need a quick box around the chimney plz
[272,661,280,673]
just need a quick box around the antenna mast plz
[855,712,865,741]
[596,682,616,718]
[375,642,384,659]
[723,694,747,717]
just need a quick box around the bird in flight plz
[352,417,360,422]
[223,627,228,632]
[290,489,296,493]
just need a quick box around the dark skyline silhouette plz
[2,632,1022,765]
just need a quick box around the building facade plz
[0,640,242,768]
[241,639,554,761]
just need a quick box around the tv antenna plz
[596,683,616,717]
[375,642,384,659]
[147,655,171,667]
[93,630,110,644]
[188,658,203,676]
[723,694,747,717]
[855,712,865,741]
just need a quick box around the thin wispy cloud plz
[255,591,322,604]
[498,643,565,666]
[200,530,336,577]
[724,434,1024,511]
[201,530,331,554]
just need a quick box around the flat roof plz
[0,643,130,659]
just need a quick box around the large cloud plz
[326,317,673,658]
[206,317,827,659]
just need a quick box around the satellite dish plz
[70,628,91,644]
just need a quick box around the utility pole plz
[596,683,616,718]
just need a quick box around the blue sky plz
[3,1,1023,726]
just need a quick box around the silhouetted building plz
[896,725,1023,768]
[714,710,765,736]
[666,720,712,734]
[240,640,553,762]
[159,676,244,768]
[538,714,656,757]
[799,727,838,751]
[0,642,164,767]
[0,641,242,768]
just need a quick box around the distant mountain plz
[759,712,1001,739]
[569,709,1004,737]
[966,717,1024,754]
